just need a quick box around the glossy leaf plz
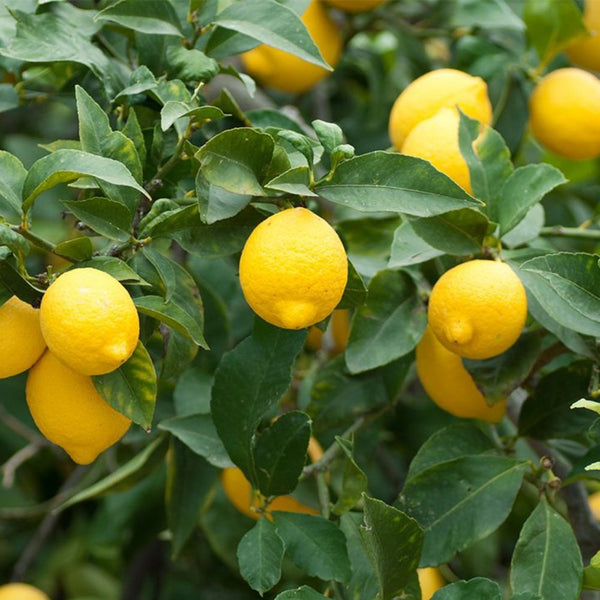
[53,236,93,261]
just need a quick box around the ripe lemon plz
[0,296,46,378]
[418,567,446,600]
[401,108,472,194]
[388,68,493,150]
[239,207,348,330]
[427,260,527,360]
[326,0,386,12]
[589,490,600,519]
[40,267,139,375]
[416,326,506,423]
[566,0,600,72]
[0,584,50,600]
[306,309,351,355]
[240,0,343,94]
[26,350,132,464]
[529,67,600,160]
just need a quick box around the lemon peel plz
[0,583,50,600]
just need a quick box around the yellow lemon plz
[401,108,472,194]
[0,584,50,600]
[26,350,132,464]
[306,309,351,354]
[40,267,139,375]
[416,326,506,423]
[239,207,348,330]
[566,0,600,72]
[388,68,493,150]
[427,260,527,360]
[589,490,600,519]
[529,67,600,160]
[418,567,446,600]
[326,0,386,12]
[240,0,343,94]
[0,296,46,378]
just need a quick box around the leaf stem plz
[539,226,600,240]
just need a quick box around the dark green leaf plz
[331,437,367,515]
[0,83,19,114]
[0,259,43,305]
[93,341,158,431]
[95,0,183,36]
[274,587,329,600]
[53,237,93,261]
[74,257,149,286]
[166,45,219,81]
[312,119,344,155]
[272,512,351,583]
[431,577,502,600]
[61,197,132,242]
[336,260,367,310]
[360,495,424,600]
[0,150,26,221]
[389,221,444,268]
[237,517,285,594]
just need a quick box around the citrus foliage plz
[1,1,600,600]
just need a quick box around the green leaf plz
[211,0,330,69]
[272,512,351,583]
[160,101,226,132]
[312,119,344,155]
[523,0,588,65]
[315,152,483,217]
[237,517,285,595]
[53,237,93,261]
[166,438,218,558]
[398,456,528,566]
[410,207,489,255]
[73,256,149,286]
[406,423,495,482]
[388,221,444,268]
[196,171,252,224]
[0,223,29,256]
[22,149,149,213]
[254,411,311,497]
[510,498,583,599]
[431,577,502,600]
[61,197,133,242]
[337,260,367,310]
[159,413,232,469]
[264,166,317,197]
[211,320,306,482]
[0,83,19,114]
[93,341,157,431]
[450,0,524,30]
[360,495,424,600]
[331,437,367,516]
[519,252,600,337]
[0,259,43,305]
[345,269,426,374]
[0,150,26,221]
[196,128,274,196]
[274,587,329,600]
[95,0,183,36]
[498,164,566,235]
[166,45,219,81]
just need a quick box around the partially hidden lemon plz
[589,490,600,519]
[40,267,139,376]
[326,0,386,12]
[529,67,600,160]
[306,309,351,355]
[416,326,506,423]
[388,68,493,150]
[26,350,132,464]
[0,296,46,378]
[239,207,348,330]
[0,583,50,600]
[427,260,527,360]
[418,567,446,600]
[401,108,472,194]
[566,0,600,72]
[240,0,343,94]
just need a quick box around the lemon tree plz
[2,1,600,600]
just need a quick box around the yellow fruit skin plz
[239,207,348,330]
[26,350,132,464]
[240,0,342,93]
[566,0,600,71]
[0,583,50,600]
[388,68,492,150]
[306,309,350,354]
[401,108,472,194]
[418,567,446,600]
[0,296,46,378]
[416,326,506,423]
[589,490,600,519]
[529,67,600,160]
[40,267,139,375]
[428,260,527,360]
[326,0,385,12]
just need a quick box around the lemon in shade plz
[26,350,132,464]
[326,0,386,12]
[529,67,600,160]
[401,107,472,194]
[0,296,46,378]
[240,0,342,94]
[40,267,139,376]
[418,567,446,600]
[566,0,600,72]
[305,309,351,355]
[388,68,492,150]
[589,490,600,519]
[427,259,527,360]
[239,207,348,330]
[0,584,50,600]
[416,326,507,423]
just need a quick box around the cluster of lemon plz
[1,268,139,464]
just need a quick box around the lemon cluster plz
[1,268,139,464]
[416,260,527,423]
